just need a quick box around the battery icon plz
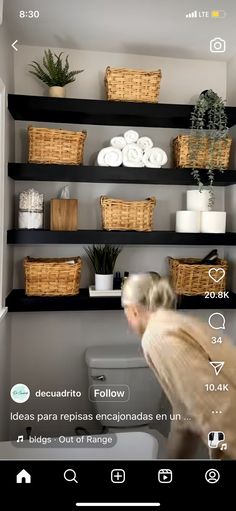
[211,10,226,18]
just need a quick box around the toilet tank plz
[85,344,162,428]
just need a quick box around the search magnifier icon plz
[64,469,78,483]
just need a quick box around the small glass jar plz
[18,189,44,230]
[18,208,44,229]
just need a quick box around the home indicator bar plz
[76,504,161,508]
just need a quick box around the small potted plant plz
[29,49,84,98]
[189,89,231,208]
[84,245,122,291]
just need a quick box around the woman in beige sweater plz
[122,272,236,459]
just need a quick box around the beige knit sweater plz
[141,308,236,459]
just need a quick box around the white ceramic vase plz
[187,190,210,212]
[201,212,226,233]
[49,86,66,98]
[95,274,113,291]
[176,210,201,233]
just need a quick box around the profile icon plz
[10,383,30,403]
[205,469,220,484]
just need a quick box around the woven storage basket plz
[101,196,156,231]
[24,256,82,296]
[105,66,162,103]
[173,135,232,169]
[169,257,228,296]
[28,126,87,165]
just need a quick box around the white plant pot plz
[187,190,210,212]
[95,274,113,291]
[201,211,226,233]
[176,210,201,233]
[49,86,66,98]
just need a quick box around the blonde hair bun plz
[122,272,176,312]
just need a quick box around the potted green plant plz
[29,49,84,98]
[84,245,122,291]
[189,89,230,209]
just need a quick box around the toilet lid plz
[85,344,148,369]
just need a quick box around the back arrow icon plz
[11,40,18,51]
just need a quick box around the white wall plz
[227,54,236,106]
[0,17,14,440]
[8,44,236,438]
[14,45,227,103]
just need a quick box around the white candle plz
[187,190,210,212]
[201,212,226,233]
[176,211,201,233]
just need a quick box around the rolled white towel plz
[122,143,144,167]
[97,147,123,167]
[142,147,168,168]
[124,130,139,144]
[110,136,126,150]
[137,136,153,151]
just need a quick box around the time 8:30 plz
[19,10,40,19]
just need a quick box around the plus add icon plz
[111,469,126,484]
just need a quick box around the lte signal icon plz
[186,10,198,18]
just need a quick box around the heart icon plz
[208,268,225,283]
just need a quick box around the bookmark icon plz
[209,361,225,376]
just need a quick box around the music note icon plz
[220,443,227,451]
[16,435,24,443]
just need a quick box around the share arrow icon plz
[209,361,225,376]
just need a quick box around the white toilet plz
[85,344,167,456]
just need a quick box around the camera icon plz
[210,37,226,53]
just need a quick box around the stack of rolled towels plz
[97,130,168,168]
[176,190,226,233]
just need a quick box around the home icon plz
[16,469,31,484]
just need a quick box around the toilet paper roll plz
[187,190,210,212]
[201,212,226,233]
[176,211,201,233]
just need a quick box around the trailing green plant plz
[84,245,122,274]
[189,89,229,208]
[29,49,84,87]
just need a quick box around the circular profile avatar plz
[10,383,30,403]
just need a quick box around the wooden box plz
[50,199,78,231]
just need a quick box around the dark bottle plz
[113,272,122,289]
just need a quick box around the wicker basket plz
[28,126,87,165]
[24,256,82,296]
[169,257,228,296]
[101,196,156,231]
[105,66,162,103]
[173,135,232,169]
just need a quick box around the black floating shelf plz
[5,289,122,312]
[8,94,236,128]
[8,94,196,128]
[6,289,236,312]
[8,163,236,186]
[7,229,236,246]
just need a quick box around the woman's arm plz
[142,328,211,451]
